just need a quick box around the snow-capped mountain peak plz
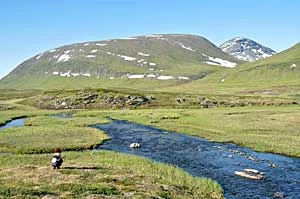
[220,37,276,62]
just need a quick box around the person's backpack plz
[51,155,62,167]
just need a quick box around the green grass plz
[0,99,51,125]
[0,34,239,91]
[0,101,223,198]
[1,94,299,198]
[0,75,186,90]
[77,106,300,157]
[0,117,110,154]
[158,43,300,97]
[2,96,300,157]
[0,151,223,199]
[20,87,300,113]
[0,100,109,154]
[0,125,108,154]
[213,42,300,84]
[0,89,41,100]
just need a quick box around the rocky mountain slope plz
[220,37,276,62]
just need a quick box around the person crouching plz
[51,148,63,169]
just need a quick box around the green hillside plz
[221,42,300,83]
[0,34,242,90]
[161,43,300,97]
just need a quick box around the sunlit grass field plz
[0,151,223,199]
[0,97,299,198]
[0,100,224,198]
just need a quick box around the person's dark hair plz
[53,148,62,153]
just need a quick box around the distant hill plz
[221,42,300,83]
[0,34,241,90]
[220,37,276,62]
[158,42,300,96]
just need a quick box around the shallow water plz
[0,112,73,130]
[95,120,300,199]
[0,118,25,130]
[49,113,73,118]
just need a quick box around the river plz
[95,120,300,199]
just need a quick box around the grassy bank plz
[1,99,299,198]
[1,99,299,156]
[0,114,110,154]
[0,102,223,198]
[77,106,300,157]
[0,99,52,125]
[0,151,223,199]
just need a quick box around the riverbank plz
[0,114,110,154]
[0,101,224,198]
[77,106,300,157]
[1,99,299,198]
[0,151,223,199]
[96,120,300,199]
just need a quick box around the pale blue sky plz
[0,0,299,79]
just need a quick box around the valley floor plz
[0,98,299,198]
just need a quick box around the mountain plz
[220,37,276,62]
[221,42,300,82]
[159,42,300,96]
[0,34,241,90]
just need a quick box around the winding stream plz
[1,116,299,198]
[0,118,25,129]
[94,120,300,199]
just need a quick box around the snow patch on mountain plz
[157,76,175,80]
[107,52,115,56]
[220,37,276,62]
[146,34,163,38]
[118,55,136,61]
[147,74,156,78]
[35,53,44,60]
[60,71,71,77]
[204,61,220,66]
[86,55,96,58]
[71,73,80,77]
[144,34,168,41]
[121,37,137,40]
[128,74,145,79]
[57,54,71,63]
[91,49,98,53]
[178,76,190,80]
[51,71,92,77]
[180,44,196,51]
[176,41,196,51]
[82,73,91,77]
[202,54,237,68]
[96,43,107,46]
[138,52,150,56]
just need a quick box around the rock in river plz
[130,143,141,149]
[234,168,265,180]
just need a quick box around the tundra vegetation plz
[0,99,223,199]
[0,86,299,198]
